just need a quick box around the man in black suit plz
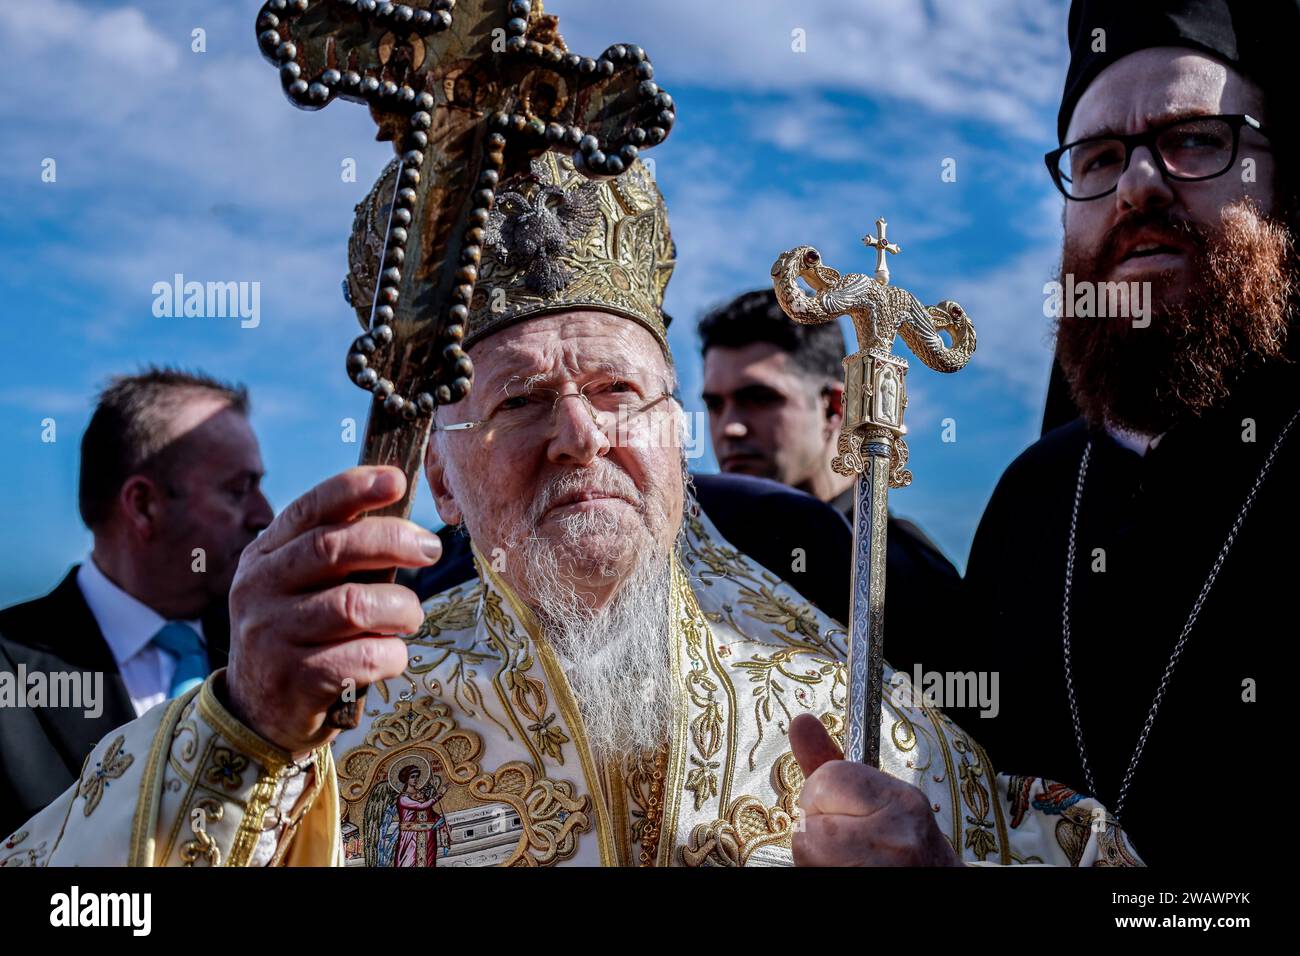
[0,368,273,837]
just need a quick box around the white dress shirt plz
[1105,423,1165,458]
[76,557,206,717]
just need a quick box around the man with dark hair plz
[699,289,850,504]
[0,367,273,835]
[951,0,1298,866]
[698,288,962,666]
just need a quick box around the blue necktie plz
[151,622,209,699]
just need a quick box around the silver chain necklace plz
[1062,405,1299,821]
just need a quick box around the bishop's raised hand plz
[224,466,440,757]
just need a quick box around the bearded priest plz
[4,153,1141,868]
[952,0,1297,870]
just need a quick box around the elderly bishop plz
[2,152,1146,867]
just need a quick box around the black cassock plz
[948,362,1297,866]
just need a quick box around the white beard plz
[444,428,694,764]
[518,524,676,765]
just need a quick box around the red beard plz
[1055,200,1297,435]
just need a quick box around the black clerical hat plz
[1058,0,1299,143]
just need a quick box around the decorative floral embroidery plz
[1,827,47,867]
[682,795,796,867]
[205,748,249,791]
[684,754,721,810]
[78,735,133,817]
[526,712,570,761]
[958,759,997,861]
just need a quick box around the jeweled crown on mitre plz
[347,150,676,357]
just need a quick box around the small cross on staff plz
[862,217,901,285]
[771,224,976,767]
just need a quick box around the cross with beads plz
[861,217,901,286]
[255,0,676,727]
[255,0,676,516]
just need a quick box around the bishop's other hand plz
[789,713,962,866]
[225,466,440,758]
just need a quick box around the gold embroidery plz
[951,730,998,862]
[469,762,589,866]
[681,511,849,781]
[337,699,593,867]
[970,736,1012,865]
[416,581,481,636]
[403,582,513,739]
[159,731,217,864]
[133,691,196,866]
[630,745,669,866]
[681,510,845,660]
[480,585,551,770]
[1094,820,1143,867]
[79,735,133,817]
[919,705,961,849]
[227,773,279,868]
[531,635,619,865]
[1054,805,1094,866]
[657,557,693,866]
[338,701,484,805]
[684,754,720,810]
[769,712,843,820]
[681,795,795,867]
[605,760,632,867]
[180,799,223,867]
[205,748,249,791]
[733,649,844,769]
[681,591,724,811]
[197,674,296,773]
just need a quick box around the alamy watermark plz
[151,274,261,328]
[604,403,709,460]
[0,666,103,719]
[50,886,151,936]
[1044,275,1151,328]
[889,663,1000,718]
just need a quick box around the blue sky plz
[0,0,1076,606]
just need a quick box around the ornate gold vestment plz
[3,500,1142,868]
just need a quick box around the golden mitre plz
[347,150,676,358]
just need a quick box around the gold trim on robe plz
[4,497,1144,868]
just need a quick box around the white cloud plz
[554,0,1070,141]
[939,243,1062,404]
[744,97,869,163]
[0,1,179,72]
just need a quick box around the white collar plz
[1104,422,1165,458]
[76,557,205,668]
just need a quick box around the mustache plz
[1090,209,1205,274]
[1055,198,1297,433]
[526,463,645,527]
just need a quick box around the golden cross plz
[256,0,675,730]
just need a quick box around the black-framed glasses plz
[1045,113,1270,201]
